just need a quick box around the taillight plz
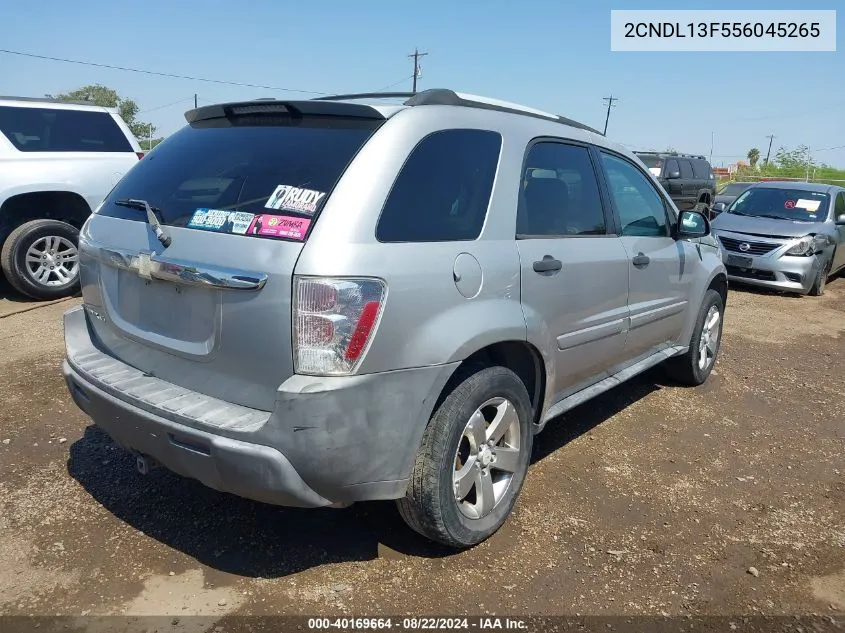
[136,152,145,160]
[294,277,386,375]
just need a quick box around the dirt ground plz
[1,276,843,628]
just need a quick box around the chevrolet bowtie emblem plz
[135,251,154,280]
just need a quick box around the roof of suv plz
[0,95,119,113]
[184,88,642,160]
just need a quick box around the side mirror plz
[712,202,727,215]
[678,210,709,238]
[666,170,681,179]
[837,214,845,225]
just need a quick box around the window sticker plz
[648,167,662,177]
[247,214,312,241]
[188,209,255,234]
[784,200,796,209]
[795,199,821,212]
[264,185,326,215]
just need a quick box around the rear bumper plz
[63,359,332,508]
[63,305,458,507]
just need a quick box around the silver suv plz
[62,90,727,547]
[0,96,142,299]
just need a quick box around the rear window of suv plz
[0,105,133,152]
[97,116,382,238]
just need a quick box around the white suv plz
[0,96,143,299]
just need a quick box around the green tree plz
[747,147,760,168]
[48,84,155,140]
[775,145,812,170]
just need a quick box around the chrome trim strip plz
[80,239,267,291]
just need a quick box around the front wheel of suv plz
[397,365,534,548]
[663,289,724,386]
[1,219,81,300]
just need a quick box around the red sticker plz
[246,214,311,241]
[784,200,796,209]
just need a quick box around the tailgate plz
[76,105,383,412]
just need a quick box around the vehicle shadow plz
[66,367,672,577]
[0,278,30,303]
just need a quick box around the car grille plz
[718,236,780,255]
[726,266,776,281]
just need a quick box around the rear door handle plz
[632,253,650,267]
[533,256,562,274]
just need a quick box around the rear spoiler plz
[185,100,387,124]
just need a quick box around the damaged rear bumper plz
[62,305,457,508]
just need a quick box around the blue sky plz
[2,0,842,167]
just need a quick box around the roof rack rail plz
[312,92,416,101]
[312,88,603,135]
[633,150,707,160]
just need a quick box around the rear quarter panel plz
[294,107,530,375]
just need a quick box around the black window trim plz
[373,127,503,244]
[594,148,678,239]
[515,136,618,240]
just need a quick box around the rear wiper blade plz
[115,199,172,248]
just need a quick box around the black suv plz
[635,152,716,217]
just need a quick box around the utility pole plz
[805,146,811,182]
[408,48,428,93]
[709,131,714,164]
[602,94,619,136]
[148,123,152,152]
[194,93,198,109]
[764,134,776,166]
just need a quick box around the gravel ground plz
[0,277,843,629]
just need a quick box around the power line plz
[138,96,196,114]
[0,48,326,95]
[602,94,619,136]
[408,48,428,94]
[372,76,415,93]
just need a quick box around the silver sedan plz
[711,182,845,296]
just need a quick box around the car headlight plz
[785,235,817,256]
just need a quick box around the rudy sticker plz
[247,214,312,241]
[265,185,326,215]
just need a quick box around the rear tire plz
[0,219,81,300]
[397,365,534,548]
[664,289,724,386]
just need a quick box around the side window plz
[835,192,845,218]
[691,159,711,179]
[665,158,680,176]
[517,142,606,237]
[376,129,501,242]
[0,106,133,152]
[600,152,670,237]
[679,159,694,179]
